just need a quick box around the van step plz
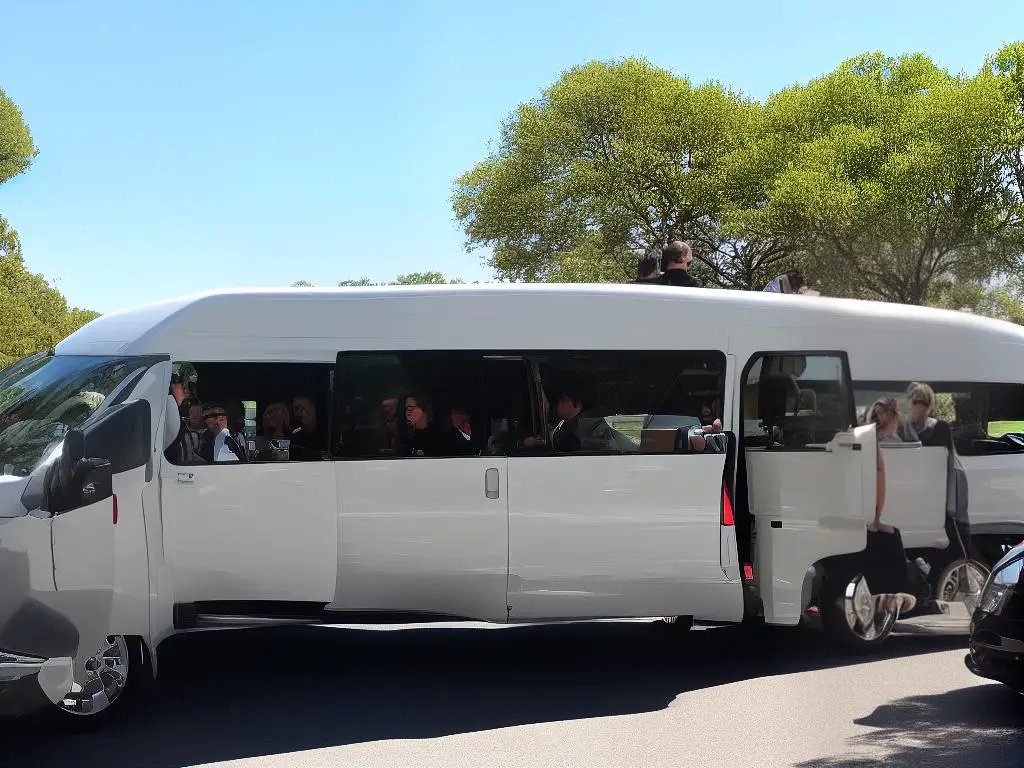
[173,601,329,630]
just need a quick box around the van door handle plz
[485,468,499,500]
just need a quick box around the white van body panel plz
[747,425,877,625]
[161,462,338,603]
[877,442,949,549]
[507,453,741,621]
[330,458,509,621]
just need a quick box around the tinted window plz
[165,361,332,465]
[532,350,725,455]
[854,380,1024,455]
[743,353,853,448]
[334,351,523,458]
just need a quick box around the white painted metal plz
[747,425,878,625]
[160,462,338,603]
[877,442,949,549]
[506,454,742,622]
[330,457,508,621]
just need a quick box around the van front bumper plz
[0,651,73,718]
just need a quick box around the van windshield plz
[0,354,147,477]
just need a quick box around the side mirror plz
[73,457,113,507]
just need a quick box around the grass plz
[604,415,645,442]
[987,420,1024,437]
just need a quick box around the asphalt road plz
[2,621,1022,767]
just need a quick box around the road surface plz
[2,621,1022,767]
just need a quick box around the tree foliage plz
[0,88,36,185]
[294,272,466,287]
[455,45,1024,307]
[0,217,100,368]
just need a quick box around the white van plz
[2,284,1023,725]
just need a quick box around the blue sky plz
[1,1,1020,314]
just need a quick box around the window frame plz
[740,349,856,453]
[332,348,729,460]
[162,360,334,467]
[853,378,1024,456]
[519,348,728,459]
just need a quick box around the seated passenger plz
[223,400,249,455]
[177,402,206,463]
[405,393,467,456]
[199,405,248,463]
[549,387,621,453]
[291,395,321,449]
[451,407,474,444]
[289,395,323,460]
[253,401,292,460]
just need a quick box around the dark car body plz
[965,541,1024,692]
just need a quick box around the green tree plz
[453,58,761,285]
[0,87,37,185]
[292,273,466,286]
[759,51,1023,304]
[0,217,98,367]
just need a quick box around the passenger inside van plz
[253,401,292,460]
[548,385,628,453]
[199,405,248,463]
[291,395,321,451]
[405,393,470,456]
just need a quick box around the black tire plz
[44,635,151,732]
[819,564,897,652]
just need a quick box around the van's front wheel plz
[50,635,146,729]
[820,570,899,650]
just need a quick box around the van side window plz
[529,350,726,455]
[744,353,852,448]
[854,380,1024,456]
[333,351,521,458]
[163,361,332,465]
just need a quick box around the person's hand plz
[688,419,723,452]
[523,435,545,447]
[872,512,894,534]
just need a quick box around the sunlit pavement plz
[2,621,1022,768]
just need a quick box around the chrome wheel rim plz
[58,635,129,716]
[842,575,898,642]
[940,559,988,604]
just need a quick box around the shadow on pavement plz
[797,683,1024,768]
[1,621,966,768]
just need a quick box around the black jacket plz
[659,269,702,288]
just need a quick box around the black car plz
[965,541,1024,693]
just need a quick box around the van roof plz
[55,283,1024,380]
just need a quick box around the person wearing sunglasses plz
[867,398,918,443]
[907,382,938,442]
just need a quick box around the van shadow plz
[2,621,966,768]
[796,684,1024,768]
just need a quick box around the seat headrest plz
[759,374,799,426]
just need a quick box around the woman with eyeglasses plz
[907,382,938,442]
[867,398,918,443]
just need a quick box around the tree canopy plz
[454,44,1024,307]
[0,87,36,185]
[293,272,466,287]
[0,217,100,367]
[0,91,96,368]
